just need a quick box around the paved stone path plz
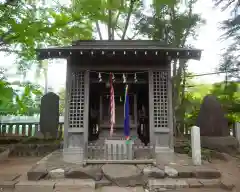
[0,156,236,191]
[96,186,229,192]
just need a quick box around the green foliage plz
[183,141,213,161]
[0,0,94,68]
[211,82,240,122]
[135,0,204,44]
[0,79,43,115]
[213,0,240,79]
[184,81,240,129]
[0,0,238,121]
[58,87,65,116]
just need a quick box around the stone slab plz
[143,166,165,178]
[27,163,48,181]
[164,166,178,178]
[102,164,144,187]
[49,168,65,179]
[96,186,145,192]
[193,167,221,179]
[170,166,193,178]
[54,179,95,188]
[15,180,55,192]
[0,173,21,181]
[0,180,19,189]
[220,176,235,190]
[186,179,203,188]
[199,179,221,188]
[95,177,112,188]
[148,179,188,190]
[65,165,103,181]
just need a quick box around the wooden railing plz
[0,116,64,138]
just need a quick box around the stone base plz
[24,150,233,190]
[63,147,84,164]
[155,147,174,164]
[201,136,239,152]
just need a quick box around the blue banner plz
[124,85,130,138]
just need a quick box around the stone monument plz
[196,95,238,152]
[40,92,60,139]
[196,94,229,136]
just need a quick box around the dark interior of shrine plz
[88,71,150,145]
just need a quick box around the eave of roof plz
[36,40,203,61]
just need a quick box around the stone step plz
[148,178,225,190]
[3,179,232,192]
[29,159,222,181]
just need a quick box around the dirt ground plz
[209,155,240,192]
[0,157,41,181]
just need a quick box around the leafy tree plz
[135,0,205,135]
[211,82,240,123]
[58,87,65,116]
[213,0,240,80]
[184,81,240,133]
[0,80,43,115]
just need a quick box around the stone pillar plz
[63,70,89,164]
[191,126,201,165]
[63,62,71,149]
[149,70,173,157]
[235,122,240,145]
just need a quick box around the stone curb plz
[48,165,222,180]
[0,179,95,192]
[148,178,229,190]
[27,151,58,181]
[0,178,233,191]
[169,165,221,179]
[0,180,19,189]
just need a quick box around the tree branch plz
[180,1,194,47]
[96,21,103,40]
[129,30,140,40]
[0,48,20,54]
[121,0,134,40]
[112,11,120,40]
[108,9,112,40]
[115,25,131,39]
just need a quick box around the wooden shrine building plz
[37,40,202,164]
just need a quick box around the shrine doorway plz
[88,71,149,145]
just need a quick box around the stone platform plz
[22,150,236,191]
